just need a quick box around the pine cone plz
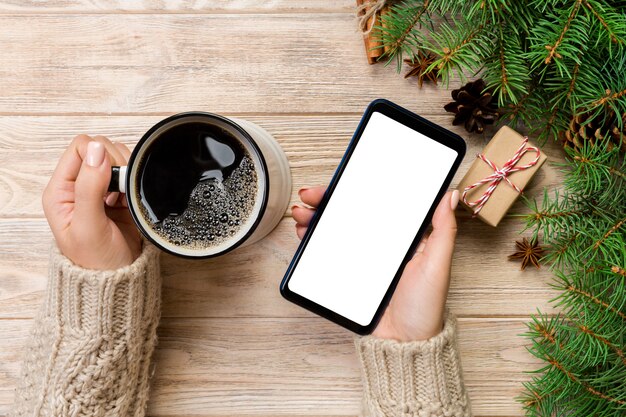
[444,79,500,133]
[560,110,626,153]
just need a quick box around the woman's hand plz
[42,134,142,270]
[293,187,460,342]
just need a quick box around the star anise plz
[404,51,439,87]
[509,237,544,270]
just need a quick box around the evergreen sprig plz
[520,142,626,416]
[373,0,626,142]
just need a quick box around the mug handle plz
[108,166,127,194]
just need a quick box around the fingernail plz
[105,192,118,207]
[298,188,308,196]
[416,241,426,253]
[86,141,105,167]
[450,189,460,210]
[291,205,300,212]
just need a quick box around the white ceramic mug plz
[108,112,292,258]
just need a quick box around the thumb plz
[422,190,459,268]
[73,141,111,229]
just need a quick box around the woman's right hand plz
[293,186,460,342]
[42,135,142,270]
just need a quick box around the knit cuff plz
[355,314,470,417]
[45,240,161,336]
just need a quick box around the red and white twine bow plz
[462,137,541,216]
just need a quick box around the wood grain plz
[0,115,563,320]
[0,115,564,218]
[0,3,566,416]
[0,215,559,320]
[0,317,540,416]
[0,0,354,13]
[0,14,452,114]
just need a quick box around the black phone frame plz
[279,98,466,335]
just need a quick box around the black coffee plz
[136,121,258,249]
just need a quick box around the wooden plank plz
[0,115,359,217]
[0,115,565,218]
[0,14,451,114]
[0,317,540,416]
[0,215,559,319]
[0,3,564,417]
[0,115,563,319]
[0,0,354,13]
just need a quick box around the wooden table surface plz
[0,1,565,416]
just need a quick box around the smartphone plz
[280,99,466,334]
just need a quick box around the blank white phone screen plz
[287,111,458,326]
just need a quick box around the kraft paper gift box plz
[457,126,547,227]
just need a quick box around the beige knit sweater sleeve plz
[355,314,471,417]
[11,238,468,417]
[10,240,161,417]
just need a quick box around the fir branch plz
[543,106,564,141]
[611,265,626,278]
[582,0,619,44]
[593,216,626,250]
[544,0,584,66]
[591,87,626,108]
[528,315,566,349]
[483,21,531,105]
[524,315,626,409]
[570,155,626,180]
[524,189,589,240]
[532,207,585,223]
[532,104,571,144]
[545,231,583,267]
[521,143,626,414]
[545,354,626,405]
[424,19,487,84]
[503,88,533,122]
[541,52,588,111]
[565,284,626,322]
[375,0,433,69]
[566,62,581,101]
[565,141,626,203]
[575,324,626,366]
[578,49,626,119]
[609,165,626,181]
[581,0,626,48]
[520,379,565,417]
[375,0,626,142]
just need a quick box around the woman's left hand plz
[293,186,459,342]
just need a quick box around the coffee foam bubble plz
[140,155,258,250]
